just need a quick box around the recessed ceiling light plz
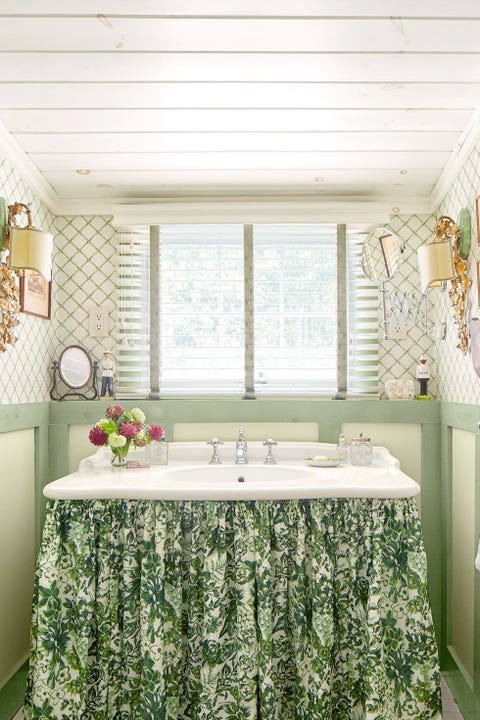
[314,176,325,183]
[391,207,400,214]
[75,169,91,175]
[399,169,408,175]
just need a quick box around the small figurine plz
[416,355,432,399]
[100,350,116,398]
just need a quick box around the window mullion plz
[149,224,160,400]
[336,223,347,398]
[244,223,255,399]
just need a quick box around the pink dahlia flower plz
[106,404,124,420]
[148,424,164,441]
[89,425,108,446]
[119,422,138,439]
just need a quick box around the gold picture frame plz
[20,270,51,319]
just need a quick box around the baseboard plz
[0,662,28,720]
[444,649,480,720]
[447,645,474,691]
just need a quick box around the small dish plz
[304,457,344,468]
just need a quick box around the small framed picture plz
[20,270,51,319]
[476,196,480,245]
[379,233,397,279]
[477,261,480,306]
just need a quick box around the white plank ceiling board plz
[2,18,480,53]
[1,83,479,110]
[18,132,460,155]
[0,2,479,207]
[1,109,470,134]
[3,1,480,17]
[33,151,448,172]
[44,168,439,191]
[2,1,480,17]
[2,53,480,84]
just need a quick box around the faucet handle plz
[206,437,223,464]
[263,438,278,464]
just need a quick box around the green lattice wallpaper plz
[436,139,480,404]
[378,214,437,397]
[54,214,117,363]
[0,153,56,404]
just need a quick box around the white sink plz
[43,442,420,501]
[160,463,315,484]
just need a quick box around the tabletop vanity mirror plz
[50,344,98,400]
[361,227,403,339]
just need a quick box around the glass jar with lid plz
[349,433,372,466]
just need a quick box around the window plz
[253,224,337,394]
[160,225,244,394]
[116,224,378,397]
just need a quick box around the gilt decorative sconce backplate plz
[435,215,472,354]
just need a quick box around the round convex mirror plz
[361,227,401,284]
[58,345,92,388]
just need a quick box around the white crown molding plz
[112,197,432,227]
[0,119,60,213]
[430,107,480,211]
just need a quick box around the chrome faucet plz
[207,438,223,464]
[235,426,248,464]
[263,438,278,464]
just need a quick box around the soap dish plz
[304,457,343,467]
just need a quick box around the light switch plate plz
[89,306,110,337]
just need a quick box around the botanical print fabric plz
[24,498,442,720]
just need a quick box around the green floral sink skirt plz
[24,498,442,720]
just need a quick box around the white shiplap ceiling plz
[1,0,480,214]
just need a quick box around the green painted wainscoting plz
[440,403,480,720]
[5,397,480,719]
[0,403,49,720]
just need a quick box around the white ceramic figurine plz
[100,350,116,398]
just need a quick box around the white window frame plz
[115,223,379,398]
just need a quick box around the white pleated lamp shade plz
[9,226,53,281]
[417,239,454,294]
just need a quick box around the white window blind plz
[253,224,337,394]
[159,225,245,395]
[347,235,379,395]
[115,230,150,397]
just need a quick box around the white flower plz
[97,419,110,429]
[130,407,145,423]
[108,433,127,449]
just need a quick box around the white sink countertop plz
[43,442,420,501]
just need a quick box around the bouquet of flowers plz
[88,404,164,466]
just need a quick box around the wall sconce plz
[7,202,53,281]
[417,239,455,293]
[417,215,472,353]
